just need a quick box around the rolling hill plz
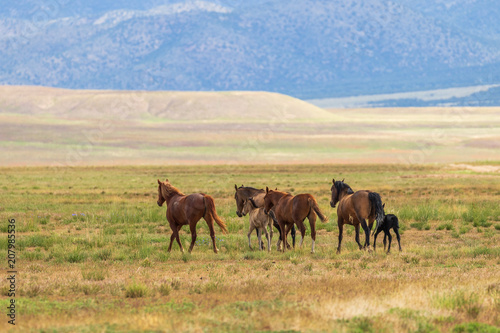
[1,86,499,166]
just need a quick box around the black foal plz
[373,213,402,253]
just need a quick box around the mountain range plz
[1,0,499,102]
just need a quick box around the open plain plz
[0,163,499,332]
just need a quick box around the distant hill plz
[1,86,499,166]
[1,0,500,102]
[0,85,333,121]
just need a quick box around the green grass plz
[125,282,149,298]
[0,164,498,332]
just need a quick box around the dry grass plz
[0,164,499,332]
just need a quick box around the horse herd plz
[157,178,402,255]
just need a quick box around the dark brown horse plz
[264,187,328,253]
[157,179,228,253]
[234,185,296,249]
[330,179,384,253]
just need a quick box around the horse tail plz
[204,195,228,234]
[308,196,328,223]
[369,192,384,236]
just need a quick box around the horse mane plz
[269,189,290,197]
[162,182,185,196]
[335,181,354,196]
[238,186,264,192]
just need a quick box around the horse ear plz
[342,178,345,182]
[234,184,238,191]
[382,203,385,208]
[266,186,269,193]
[332,178,335,184]
[165,178,169,183]
[157,179,161,185]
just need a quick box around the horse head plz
[234,184,245,217]
[330,178,354,208]
[263,186,274,214]
[157,179,166,206]
[242,197,258,216]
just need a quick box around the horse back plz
[169,193,206,223]
[351,190,375,219]
[338,191,371,224]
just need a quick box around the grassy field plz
[0,163,499,332]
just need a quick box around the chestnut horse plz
[234,185,296,249]
[157,179,228,253]
[330,179,384,253]
[264,187,328,253]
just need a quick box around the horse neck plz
[162,188,183,205]
[338,190,351,202]
[270,191,287,204]
[240,188,264,199]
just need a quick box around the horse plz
[330,178,384,254]
[157,179,228,253]
[234,185,295,249]
[241,198,272,251]
[373,204,402,253]
[263,187,328,253]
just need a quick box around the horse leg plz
[167,220,179,252]
[308,213,317,254]
[263,226,271,252]
[247,223,255,250]
[359,218,371,250]
[336,216,344,254]
[383,233,387,251]
[373,228,383,252]
[355,224,363,250]
[273,218,283,250]
[204,215,218,254]
[267,217,273,251]
[174,224,184,253]
[188,222,197,253]
[295,219,306,249]
[386,232,393,254]
[394,228,402,252]
[168,232,175,252]
[257,227,264,251]
[285,223,297,250]
[290,225,296,249]
[255,228,265,250]
[280,222,288,253]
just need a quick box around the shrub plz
[82,269,106,281]
[125,282,149,298]
[93,248,112,261]
[158,283,171,296]
[434,290,481,318]
[66,251,87,263]
[453,322,499,333]
[437,223,453,231]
